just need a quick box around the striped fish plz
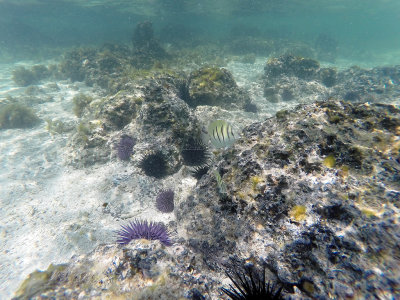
[207,120,236,149]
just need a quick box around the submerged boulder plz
[12,241,215,299]
[263,54,329,103]
[66,72,201,171]
[187,66,252,109]
[177,100,400,299]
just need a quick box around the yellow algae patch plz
[251,175,264,191]
[339,165,349,177]
[236,191,246,199]
[289,205,307,221]
[361,208,378,218]
[358,204,385,218]
[323,154,336,168]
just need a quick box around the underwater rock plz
[187,66,251,109]
[263,55,400,104]
[264,54,320,82]
[100,91,142,130]
[12,241,216,299]
[318,67,337,87]
[59,46,129,90]
[177,100,400,299]
[131,21,169,68]
[59,48,96,82]
[333,65,400,102]
[66,72,202,170]
[13,264,68,299]
[263,54,329,103]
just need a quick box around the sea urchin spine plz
[181,138,210,166]
[221,264,284,300]
[115,219,172,246]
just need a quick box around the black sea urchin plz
[181,138,210,166]
[156,189,174,213]
[116,135,135,160]
[139,150,168,179]
[115,219,172,246]
[221,264,284,300]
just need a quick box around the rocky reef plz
[12,240,218,299]
[65,71,201,169]
[8,39,400,299]
[263,54,400,104]
[178,100,400,299]
[14,97,400,299]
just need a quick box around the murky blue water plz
[0,0,400,298]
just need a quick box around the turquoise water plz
[0,0,400,64]
[1,0,400,299]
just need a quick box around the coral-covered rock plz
[187,66,251,109]
[13,241,218,299]
[333,65,400,102]
[177,100,400,299]
[263,55,328,103]
[66,73,202,170]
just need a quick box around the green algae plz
[72,93,93,117]
[45,119,68,134]
[191,67,229,91]
[0,103,40,129]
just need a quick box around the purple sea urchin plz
[116,135,135,160]
[156,189,174,213]
[115,219,172,246]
